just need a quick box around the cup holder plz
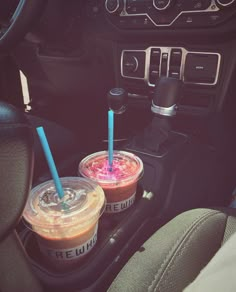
[19,184,157,291]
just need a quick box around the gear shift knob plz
[107,88,127,114]
[151,77,182,117]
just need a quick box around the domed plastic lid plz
[79,151,143,187]
[23,177,105,229]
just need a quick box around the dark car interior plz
[1,0,236,291]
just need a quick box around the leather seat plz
[0,102,43,291]
[108,207,236,292]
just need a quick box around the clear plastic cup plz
[23,177,105,270]
[79,151,143,214]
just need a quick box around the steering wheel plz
[0,0,46,51]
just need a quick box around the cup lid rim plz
[23,177,106,228]
[79,150,144,186]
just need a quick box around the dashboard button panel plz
[105,0,236,29]
[121,47,221,86]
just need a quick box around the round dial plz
[105,0,123,14]
[153,0,173,10]
[123,56,138,73]
[216,0,235,7]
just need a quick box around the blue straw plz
[108,110,114,171]
[36,127,64,199]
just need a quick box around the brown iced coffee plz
[23,177,105,270]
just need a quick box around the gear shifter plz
[126,77,183,155]
[151,77,182,117]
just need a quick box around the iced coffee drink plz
[23,177,105,270]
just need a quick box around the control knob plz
[105,0,124,14]
[216,0,235,7]
[153,0,174,11]
[123,55,138,73]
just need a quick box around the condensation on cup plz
[23,177,105,271]
[79,151,144,214]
